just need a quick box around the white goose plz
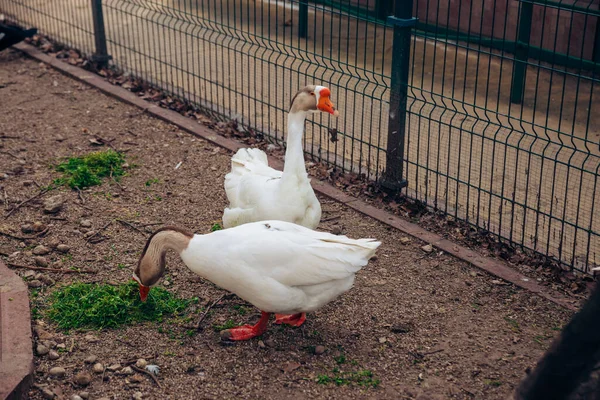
[133,221,380,341]
[222,85,338,231]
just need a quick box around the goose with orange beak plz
[221,85,339,327]
[133,221,379,341]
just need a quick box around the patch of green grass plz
[334,355,346,365]
[47,281,191,330]
[233,305,250,316]
[55,149,126,189]
[484,379,502,387]
[145,178,160,187]
[210,223,223,232]
[212,320,237,331]
[317,370,380,388]
[504,316,521,332]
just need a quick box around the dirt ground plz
[0,50,574,400]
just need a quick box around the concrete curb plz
[13,43,579,312]
[0,260,34,400]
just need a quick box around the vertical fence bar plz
[510,0,533,104]
[90,0,111,67]
[298,0,308,38]
[380,0,415,193]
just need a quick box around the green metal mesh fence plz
[1,0,598,273]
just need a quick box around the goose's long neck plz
[136,228,192,286]
[283,111,308,177]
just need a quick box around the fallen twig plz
[139,222,163,227]
[4,188,49,218]
[321,215,341,222]
[116,337,137,348]
[86,220,112,243]
[116,219,146,235]
[7,262,96,274]
[186,294,226,331]
[35,226,50,237]
[131,365,162,388]
[0,231,35,241]
[0,135,20,139]
[76,187,85,204]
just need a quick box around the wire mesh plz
[0,0,598,273]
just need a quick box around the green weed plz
[316,369,380,388]
[55,149,126,189]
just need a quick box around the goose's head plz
[132,226,193,301]
[290,85,339,117]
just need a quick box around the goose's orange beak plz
[139,284,150,302]
[317,88,339,117]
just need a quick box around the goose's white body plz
[180,220,380,314]
[223,112,321,229]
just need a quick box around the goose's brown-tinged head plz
[290,85,339,116]
[133,226,193,301]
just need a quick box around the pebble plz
[119,366,133,375]
[84,334,99,343]
[257,340,266,349]
[47,350,60,360]
[39,274,55,286]
[70,396,83,400]
[264,339,276,348]
[79,392,89,399]
[314,345,326,355]
[33,245,51,255]
[41,388,55,399]
[33,221,47,232]
[74,372,92,386]
[49,367,66,378]
[84,355,97,364]
[135,358,147,369]
[23,270,35,278]
[56,343,66,349]
[22,180,34,187]
[400,237,411,245]
[21,224,34,234]
[331,225,343,235]
[107,363,122,372]
[130,375,144,384]
[36,344,49,355]
[44,195,64,214]
[132,391,143,400]
[80,219,92,228]
[34,256,49,267]
[83,230,96,238]
[92,363,104,374]
[56,244,70,253]
[28,280,43,288]
[421,244,434,253]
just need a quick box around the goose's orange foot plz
[274,313,306,327]
[220,311,271,341]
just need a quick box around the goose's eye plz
[310,92,315,96]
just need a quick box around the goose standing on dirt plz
[133,221,379,341]
[223,85,338,326]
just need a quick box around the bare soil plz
[0,50,573,400]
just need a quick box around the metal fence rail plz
[1,0,598,273]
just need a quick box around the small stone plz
[421,244,434,253]
[79,392,89,399]
[97,398,111,400]
[491,280,507,286]
[135,358,147,369]
[49,367,66,378]
[34,256,49,267]
[400,237,411,245]
[39,274,55,286]
[465,280,472,286]
[84,334,99,343]
[23,270,35,278]
[257,340,265,349]
[264,339,276,347]
[70,395,83,400]
[391,323,411,334]
[23,180,34,187]
[33,245,51,255]
[84,355,97,364]
[130,375,144,384]
[163,280,170,286]
[83,231,96,238]
[41,388,55,399]
[120,366,133,375]
[132,391,143,400]
[74,372,92,386]
[48,350,60,360]
[56,343,66,349]
[28,279,43,288]
[44,195,64,214]
[92,363,104,374]
[21,224,34,233]
[107,363,121,372]
[314,345,326,355]
[331,225,343,235]
[379,337,387,344]
[80,219,92,228]
[33,221,47,232]
[56,244,70,253]
[36,344,49,355]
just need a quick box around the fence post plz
[510,0,533,104]
[298,1,308,38]
[90,0,111,67]
[380,0,416,193]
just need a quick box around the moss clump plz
[55,149,126,189]
[47,281,193,330]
